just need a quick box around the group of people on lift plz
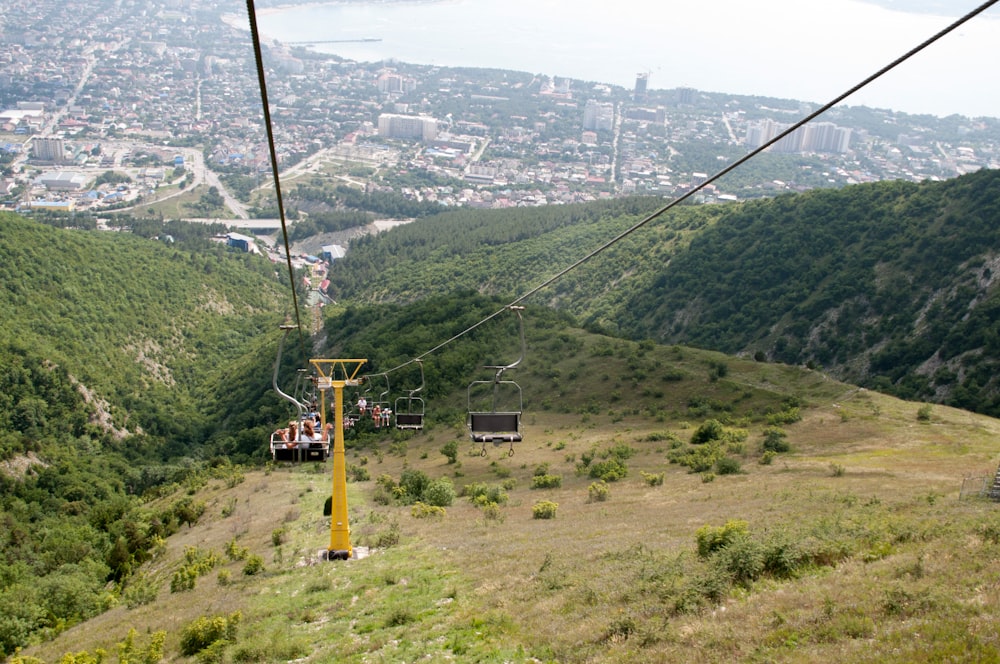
[355,396,392,429]
[274,412,332,445]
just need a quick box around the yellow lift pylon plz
[310,358,367,560]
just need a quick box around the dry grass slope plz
[22,361,1000,663]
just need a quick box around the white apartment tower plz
[32,137,65,163]
[377,113,439,142]
[583,99,614,132]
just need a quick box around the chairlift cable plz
[246,0,307,354]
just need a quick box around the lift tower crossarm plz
[310,358,367,559]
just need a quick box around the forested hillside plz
[620,168,1000,416]
[326,169,1000,416]
[0,214,290,451]
[0,214,289,654]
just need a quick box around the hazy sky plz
[652,0,1000,117]
[261,0,1000,117]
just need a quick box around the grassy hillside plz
[17,345,1000,663]
[324,169,1000,417]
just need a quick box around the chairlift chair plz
[268,325,330,462]
[395,360,425,430]
[467,307,526,456]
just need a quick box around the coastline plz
[221,0,997,117]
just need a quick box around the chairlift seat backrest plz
[395,413,424,429]
[469,411,522,443]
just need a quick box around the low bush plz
[715,456,742,475]
[691,419,725,444]
[463,482,509,506]
[588,458,628,482]
[532,501,559,519]
[411,501,446,518]
[242,555,265,576]
[696,519,749,557]
[761,426,791,453]
[531,474,563,489]
[588,481,610,502]
[640,471,665,486]
[348,464,370,482]
[422,477,456,507]
[225,539,249,561]
[180,611,241,656]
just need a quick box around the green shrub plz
[640,471,665,486]
[714,534,765,586]
[398,469,430,502]
[760,535,809,579]
[696,519,750,557]
[761,427,791,453]
[171,566,199,592]
[422,477,456,507]
[587,481,610,503]
[179,612,242,656]
[605,443,636,460]
[759,450,777,465]
[588,458,628,482]
[123,573,159,608]
[531,474,563,489]
[463,482,509,506]
[917,404,933,422]
[715,456,742,475]
[348,464,370,482]
[373,522,401,548]
[480,502,505,522]
[171,547,220,593]
[669,442,725,473]
[242,554,265,576]
[411,501,446,518]
[691,419,725,445]
[766,407,801,425]
[532,501,559,519]
[225,538,249,561]
[441,440,459,464]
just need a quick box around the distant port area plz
[284,38,382,44]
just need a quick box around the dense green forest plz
[325,169,1000,417]
[0,214,291,654]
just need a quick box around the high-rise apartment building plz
[745,119,851,154]
[634,73,648,102]
[376,72,417,94]
[32,137,65,163]
[377,113,438,142]
[583,99,614,132]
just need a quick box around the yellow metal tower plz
[310,358,367,559]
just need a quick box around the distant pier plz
[286,38,382,45]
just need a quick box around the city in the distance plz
[1,0,998,223]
